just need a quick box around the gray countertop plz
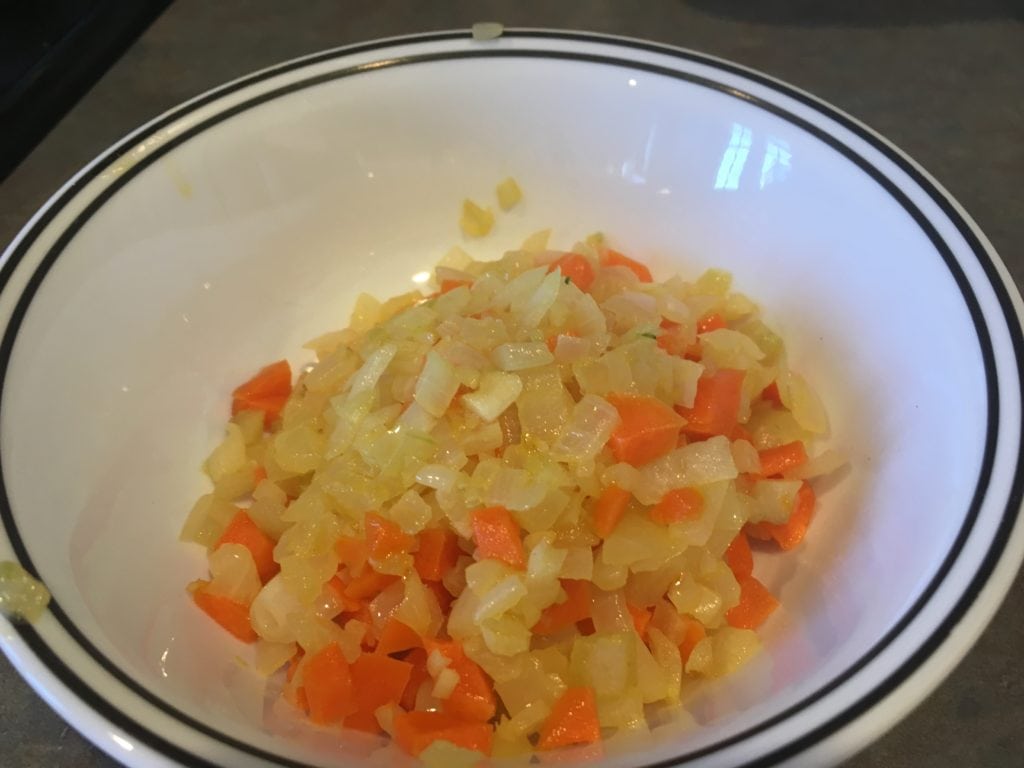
[1,1,1021,766]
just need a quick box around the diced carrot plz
[350,653,413,716]
[745,482,816,550]
[723,531,753,581]
[324,575,362,613]
[605,393,685,466]
[592,485,631,538]
[216,510,279,583]
[440,278,471,294]
[400,648,430,710]
[446,656,496,723]
[601,249,653,282]
[678,617,706,665]
[627,603,652,638]
[424,639,497,723]
[471,506,525,569]
[343,710,382,734]
[684,341,703,362]
[696,312,727,334]
[364,512,415,562]
[656,319,682,355]
[538,686,601,750]
[301,643,357,725]
[335,535,369,577]
[252,465,267,484]
[376,617,423,656]
[758,440,808,477]
[657,328,686,357]
[549,253,595,291]
[650,487,704,525]
[343,569,398,601]
[676,369,745,438]
[393,710,493,757]
[761,381,783,406]
[231,360,292,427]
[532,579,592,635]
[414,527,460,581]
[192,582,257,642]
[726,576,780,629]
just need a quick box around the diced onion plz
[551,394,620,462]
[492,342,554,371]
[461,371,523,422]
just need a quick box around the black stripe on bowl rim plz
[0,30,1020,768]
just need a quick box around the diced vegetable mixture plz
[181,219,842,761]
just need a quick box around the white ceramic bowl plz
[1,30,1023,768]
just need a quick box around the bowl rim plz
[1,27,1022,768]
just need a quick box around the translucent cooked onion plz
[414,350,460,417]
[207,543,261,604]
[551,394,620,462]
[250,575,303,643]
[635,436,737,505]
[492,342,554,371]
[461,371,523,422]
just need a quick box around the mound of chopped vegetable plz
[181,231,842,761]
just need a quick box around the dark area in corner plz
[0,0,172,182]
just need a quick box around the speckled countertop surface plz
[1,1,1022,766]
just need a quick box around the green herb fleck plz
[639,332,658,339]
[564,276,572,285]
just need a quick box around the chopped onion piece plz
[415,463,459,491]
[551,394,620,463]
[750,479,802,524]
[699,328,765,369]
[731,439,761,473]
[518,269,563,328]
[492,342,554,371]
[635,436,737,505]
[250,575,303,643]
[474,575,528,622]
[207,543,261,604]
[520,229,551,252]
[787,448,847,479]
[414,350,460,417]
[462,371,523,422]
[431,667,461,699]
[782,370,830,434]
[348,342,397,396]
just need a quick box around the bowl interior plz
[0,52,987,765]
